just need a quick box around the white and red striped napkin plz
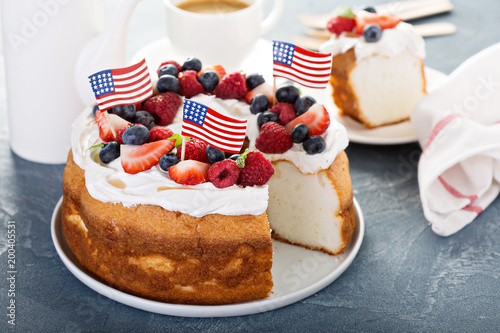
[412,43,500,236]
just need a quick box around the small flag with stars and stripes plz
[180,99,247,154]
[88,59,153,111]
[272,40,332,89]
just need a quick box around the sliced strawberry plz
[121,139,175,174]
[245,82,274,104]
[355,12,402,34]
[95,110,114,142]
[199,64,226,81]
[168,160,210,185]
[285,104,330,136]
[95,110,131,142]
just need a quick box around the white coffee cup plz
[1,0,104,164]
[164,0,283,71]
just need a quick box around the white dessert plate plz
[132,38,447,145]
[51,196,365,317]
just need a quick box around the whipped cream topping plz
[319,22,426,62]
[71,93,349,217]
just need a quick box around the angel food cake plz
[319,6,426,128]
[62,57,355,305]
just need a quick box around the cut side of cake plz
[267,152,355,255]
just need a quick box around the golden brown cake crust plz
[329,48,426,129]
[62,151,273,305]
[271,151,356,255]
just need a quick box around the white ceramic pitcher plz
[1,0,143,164]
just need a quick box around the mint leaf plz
[236,148,249,168]
[334,5,354,19]
[89,143,104,150]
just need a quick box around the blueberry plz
[276,85,300,104]
[157,75,180,93]
[363,6,377,13]
[99,142,120,164]
[134,111,155,129]
[158,64,179,77]
[257,111,280,129]
[229,154,240,161]
[159,153,180,171]
[92,104,99,116]
[295,96,316,115]
[290,124,309,143]
[246,73,265,90]
[198,71,219,91]
[182,57,202,72]
[122,124,150,145]
[303,136,326,155]
[206,145,225,164]
[250,94,270,114]
[363,24,382,43]
[111,104,136,121]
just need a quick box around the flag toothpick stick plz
[272,77,277,107]
[180,136,186,162]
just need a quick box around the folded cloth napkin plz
[412,43,500,236]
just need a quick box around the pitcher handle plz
[260,0,284,35]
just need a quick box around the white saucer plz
[133,38,447,145]
[51,196,364,317]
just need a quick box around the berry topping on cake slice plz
[149,126,174,142]
[121,139,175,174]
[326,5,356,35]
[355,11,402,34]
[168,160,210,185]
[285,103,330,136]
[157,60,182,74]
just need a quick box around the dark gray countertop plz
[1,0,500,332]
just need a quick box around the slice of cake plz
[62,58,355,305]
[319,7,426,128]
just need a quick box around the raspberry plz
[115,125,129,144]
[208,159,240,188]
[270,103,296,125]
[179,70,205,98]
[157,60,182,74]
[255,122,293,154]
[149,126,173,142]
[143,92,182,126]
[215,72,248,100]
[176,138,209,163]
[326,16,356,35]
[238,151,274,187]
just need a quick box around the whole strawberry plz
[143,92,182,126]
[256,122,294,154]
[215,72,248,100]
[237,151,274,187]
[179,70,205,98]
[176,138,209,163]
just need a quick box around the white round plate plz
[133,38,447,145]
[51,197,364,317]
